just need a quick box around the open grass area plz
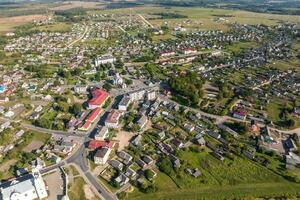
[269,59,300,73]
[128,182,300,200]
[31,22,72,33]
[225,41,259,53]
[69,177,89,200]
[266,98,300,129]
[128,150,300,200]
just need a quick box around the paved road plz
[66,25,89,48]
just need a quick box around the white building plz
[0,169,48,200]
[94,147,111,165]
[74,85,87,94]
[112,73,124,85]
[118,96,131,111]
[95,54,116,67]
[94,126,109,141]
[146,90,156,101]
[137,115,148,130]
[128,89,145,102]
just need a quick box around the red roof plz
[80,121,91,130]
[88,89,109,106]
[234,107,247,116]
[88,140,115,150]
[86,108,102,123]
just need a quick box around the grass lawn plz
[128,182,300,200]
[69,177,90,200]
[98,176,118,193]
[225,41,258,54]
[266,98,300,129]
[266,100,282,122]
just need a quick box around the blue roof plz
[0,85,6,93]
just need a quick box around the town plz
[0,1,300,200]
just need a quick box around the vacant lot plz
[69,177,99,200]
[23,140,44,152]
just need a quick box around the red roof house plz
[88,140,115,150]
[79,121,91,131]
[86,108,102,123]
[88,89,109,109]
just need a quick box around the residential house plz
[117,151,133,165]
[94,126,109,141]
[88,89,109,110]
[110,160,124,171]
[114,173,129,187]
[105,110,122,129]
[94,147,112,165]
[142,155,153,165]
[171,138,184,149]
[131,135,142,146]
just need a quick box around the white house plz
[94,147,111,165]
[94,126,109,141]
[118,96,131,111]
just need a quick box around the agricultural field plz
[0,15,48,33]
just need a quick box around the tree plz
[115,57,124,69]
[70,103,82,115]
[95,72,101,82]
[124,78,133,85]
[71,68,82,76]
[117,192,127,200]
[144,169,155,181]
[103,82,112,92]
[0,129,13,146]
[103,97,112,108]
[131,124,140,132]
[57,101,70,112]
[158,157,173,175]
[35,118,52,129]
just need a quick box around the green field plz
[32,22,72,33]
[128,151,300,200]
[266,98,300,129]
[225,41,259,54]
[270,59,300,73]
